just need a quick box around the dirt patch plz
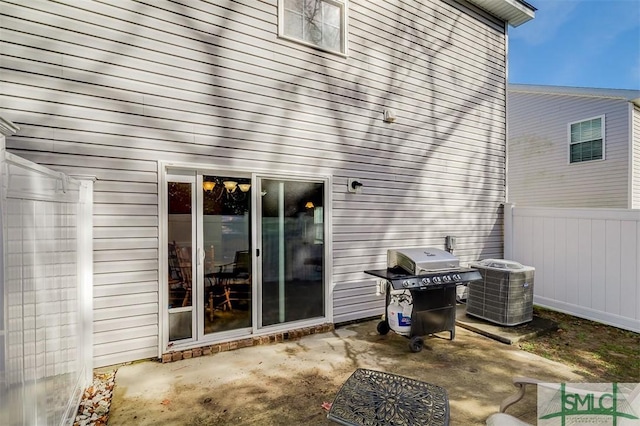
[171,370,338,425]
[517,307,640,383]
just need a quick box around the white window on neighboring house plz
[568,115,605,163]
[279,0,348,55]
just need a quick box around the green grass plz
[518,307,640,383]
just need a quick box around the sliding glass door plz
[258,178,325,327]
[164,169,328,346]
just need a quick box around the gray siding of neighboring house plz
[633,106,640,209]
[508,91,630,208]
[1,0,508,367]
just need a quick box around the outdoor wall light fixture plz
[383,109,396,123]
[347,178,363,194]
[238,183,251,192]
[203,181,216,191]
[305,201,315,209]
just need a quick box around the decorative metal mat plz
[328,368,449,426]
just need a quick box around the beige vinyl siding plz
[508,91,630,208]
[2,0,508,365]
[633,106,640,209]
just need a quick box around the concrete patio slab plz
[108,319,584,426]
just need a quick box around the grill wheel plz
[377,320,390,335]
[409,336,424,352]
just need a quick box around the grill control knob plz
[453,274,462,281]
[433,276,441,283]
[421,278,430,285]
[402,280,410,287]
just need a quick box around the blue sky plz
[508,0,640,90]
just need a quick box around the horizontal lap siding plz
[508,91,630,208]
[333,0,507,322]
[1,0,507,364]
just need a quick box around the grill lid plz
[387,248,459,275]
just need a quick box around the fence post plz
[75,177,95,387]
[0,117,19,425]
[503,202,514,260]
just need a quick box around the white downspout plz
[503,202,515,260]
[628,102,634,209]
[504,21,512,259]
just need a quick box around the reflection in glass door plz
[202,175,252,335]
[259,179,325,327]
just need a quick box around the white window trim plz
[277,0,349,57]
[567,114,606,164]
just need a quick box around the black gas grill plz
[365,248,481,352]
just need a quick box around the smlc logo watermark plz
[538,383,640,425]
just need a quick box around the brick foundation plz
[161,323,334,363]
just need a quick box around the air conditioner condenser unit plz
[466,259,535,326]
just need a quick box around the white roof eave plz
[467,0,536,27]
[509,84,640,105]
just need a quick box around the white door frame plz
[158,161,333,355]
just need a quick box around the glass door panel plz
[202,175,252,334]
[260,179,324,327]
[167,181,194,341]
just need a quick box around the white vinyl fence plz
[1,146,93,425]
[504,203,640,333]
